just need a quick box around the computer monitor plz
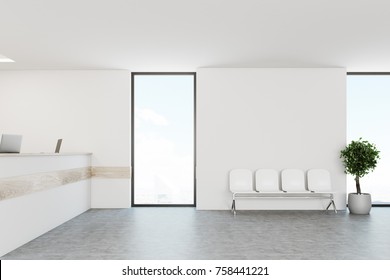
[55,139,62,153]
[0,134,23,153]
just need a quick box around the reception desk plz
[0,153,92,257]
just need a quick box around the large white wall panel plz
[197,68,346,210]
[0,70,129,165]
[0,70,130,208]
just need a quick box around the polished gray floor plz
[2,208,390,260]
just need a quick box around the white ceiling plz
[1,0,390,71]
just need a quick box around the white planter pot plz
[348,193,372,214]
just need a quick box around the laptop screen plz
[0,134,23,153]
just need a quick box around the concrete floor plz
[2,207,390,260]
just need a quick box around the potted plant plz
[340,138,380,214]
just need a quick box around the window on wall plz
[347,74,390,205]
[131,73,196,206]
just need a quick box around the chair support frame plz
[231,192,337,215]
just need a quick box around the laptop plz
[55,139,62,153]
[0,134,23,153]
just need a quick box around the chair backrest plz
[229,169,253,192]
[307,169,332,192]
[255,169,280,192]
[281,169,306,192]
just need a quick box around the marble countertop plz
[0,167,92,201]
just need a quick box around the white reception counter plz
[0,153,92,257]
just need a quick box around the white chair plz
[308,169,336,211]
[307,169,332,192]
[281,169,309,192]
[255,169,281,192]
[229,169,254,193]
[229,169,255,214]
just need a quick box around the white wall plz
[0,70,131,207]
[0,180,90,257]
[197,68,346,210]
[0,154,91,257]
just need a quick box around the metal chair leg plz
[326,199,337,213]
[331,199,337,213]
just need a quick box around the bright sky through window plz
[347,75,390,204]
[133,74,195,205]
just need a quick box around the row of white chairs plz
[229,168,336,215]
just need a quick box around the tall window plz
[131,73,196,206]
[347,74,390,204]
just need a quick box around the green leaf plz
[340,138,380,193]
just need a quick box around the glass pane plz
[133,74,194,205]
[347,75,390,204]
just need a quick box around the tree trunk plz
[355,176,361,194]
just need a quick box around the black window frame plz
[131,72,197,207]
[347,72,390,207]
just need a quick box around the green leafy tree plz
[340,138,380,194]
